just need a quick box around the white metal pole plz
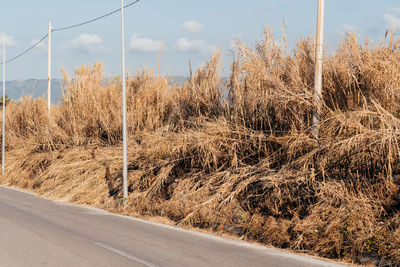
[121,0,128,206]
[48,21,52,115]
[2,33,6,176]
[312,0,325,139]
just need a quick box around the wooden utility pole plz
[121,0,128,206]
[312,0,325,139]
[2,33,6,176]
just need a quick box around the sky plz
[0,0,399,80]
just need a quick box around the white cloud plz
[176,38,216,54]
[0,34,16,47]
[339,24,357,35]
[129,34,163,53]
[181,21,204,33]
[384,13,400,31]
[388,7,400,17]
[64,34,107,53]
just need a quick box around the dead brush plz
[59,63,123,145]
[174,51,224,121]
[324,34,400,113]
[2,97,68,151]
[228,28,314,133]
[125,69,173,133]
[59,63,174,145]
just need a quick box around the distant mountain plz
[1,79,63,104]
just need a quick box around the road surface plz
[0,186,347,267]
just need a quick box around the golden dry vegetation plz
[1,29,400,265]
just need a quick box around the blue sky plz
[0,0,399,80]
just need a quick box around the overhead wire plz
[2,0,141,64]
[2,33,49,65]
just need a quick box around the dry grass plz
[1,29,400,266]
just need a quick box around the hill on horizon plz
[1,79,63,104]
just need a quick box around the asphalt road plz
[0,186,348,267]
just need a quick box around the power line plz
[52,0,140,32]
[2,0,141,64]
[2,33,49,64]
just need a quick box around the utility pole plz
[312,0,325,139]
[2,33,6,176]
[48,21,52,115]
[121,0,128,206]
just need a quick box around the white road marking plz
[93,242,159,267]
